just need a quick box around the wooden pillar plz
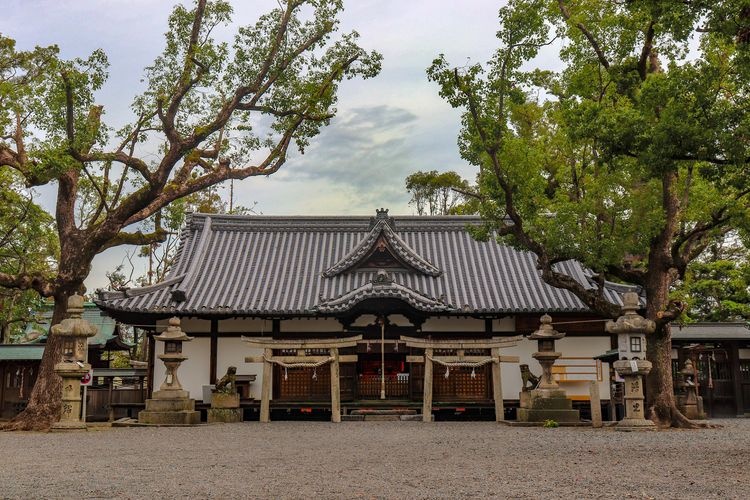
[330,348,341,423]
[260,348,273,423]
[209,319,218,384]
[730,342,744,417]
[107,377,114,423]
[147,332,156,397]
[491,348,504,422]
[422,348,433,422]
[589,380,602,428]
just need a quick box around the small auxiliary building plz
[96,210,626,419]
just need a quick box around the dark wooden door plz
[696,349,735,417]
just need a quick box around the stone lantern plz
[676,359,703,419]
[138,317,200,425]
[51,294,97,431]
[517,314,579,423]
[605,292,656,430]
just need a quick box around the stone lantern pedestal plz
[518,315,580,423]
[51,294,97,432]
[612,359,655,430]
[139,317,200,425]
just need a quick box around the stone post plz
[606,292,656,431]
[51,294,97,432]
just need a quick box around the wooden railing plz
[357,374,409,399]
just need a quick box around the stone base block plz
[152,389,190,399]
[615,418,656,432]
[517,389,580,423]
[519,391,530,409]
[138,409,201,425]
[517,408,581,423]
[139,397,200,425]
[50,421,88,432]
[143,397,195,412]
[207,408,243,423]
[211,392,240,409]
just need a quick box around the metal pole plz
[380,318,386,400]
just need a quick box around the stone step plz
[350,409,417,416]
[341,413,427,422]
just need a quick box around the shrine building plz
[96,209,629,419]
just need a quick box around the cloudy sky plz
[6,0,517,290]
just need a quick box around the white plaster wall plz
[217,338,265,400]
[492,317,515,332]
[388,314,413,327]
[152,337,210,400]
[671,348,679,360]
[739,348,750,360]
[155,317,210,333]
[351,314,377,327]
[218,318,269,333]
[500,336,611,400]
[422,317,484,332]
[281,318,343,332]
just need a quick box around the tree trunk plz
[645,322,694,428]
[2,293,70,430]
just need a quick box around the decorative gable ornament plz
[323,209,441,278]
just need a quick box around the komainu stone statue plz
[519,364,540,392]
[214,366,237,394]
[208,366,242,423]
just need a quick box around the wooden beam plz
[400,335,522,349]
[245,355,358,364]
[242,335,363,350]
[491,347,504,422]
[209,319,218,384]
[260,348,272,423]
[330,348,340,423]
[407,354,519,364]
[423,347,433,423]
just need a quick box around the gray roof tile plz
[97,212,629,316]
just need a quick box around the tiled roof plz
[96,211,630,317]
[24,303,129,348]
[671,323,750,340]
[0,344,45,361]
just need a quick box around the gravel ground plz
[1,419,749,499]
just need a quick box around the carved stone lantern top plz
[50,294,98,339]
[529,314,565,341]
[605,292,655,335]
[680,358,697,378]
[154,317,193,343]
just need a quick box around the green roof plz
[24,302,129,348]
[0,345,45,361]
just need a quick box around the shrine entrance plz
[356,349,410,399]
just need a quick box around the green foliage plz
[405,170,475,215]
[677,240,750,322]
[543,419,559,428]
[428,0,750,307]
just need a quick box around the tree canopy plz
[404,170,475,215]
[0,0,380,430]
[428,0,750,426]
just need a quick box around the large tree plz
[428,0,750,427]
[0,0,380,430]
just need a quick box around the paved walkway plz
[1,419,748,498]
